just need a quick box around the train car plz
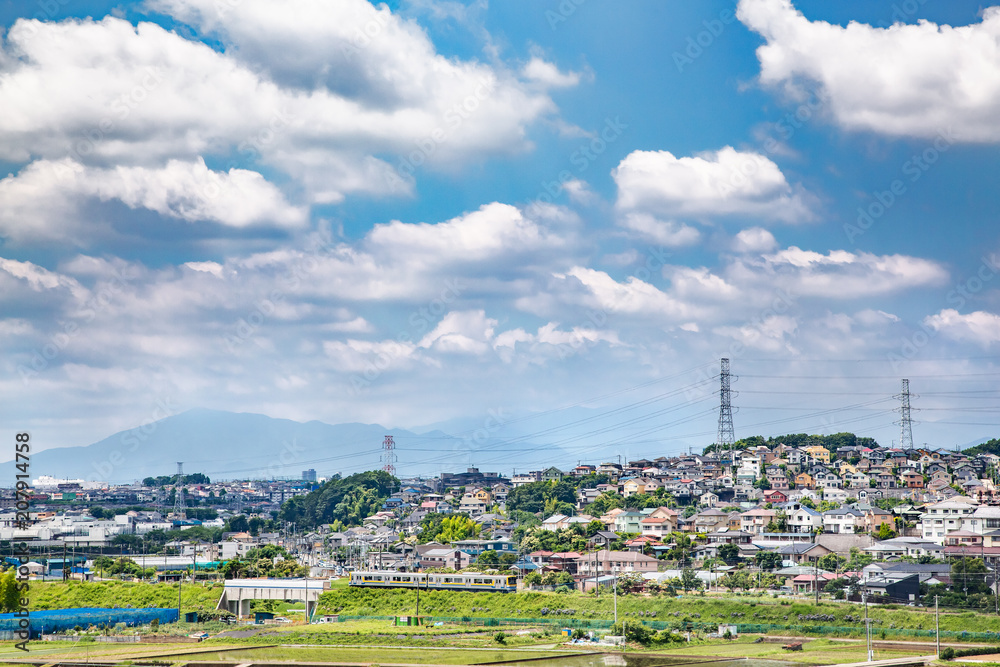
[349,570,517,592]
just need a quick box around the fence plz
[0,608,179,637]
[334,615,1000,641]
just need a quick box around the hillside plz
[318,587,1000,635]
[27,580,222,611]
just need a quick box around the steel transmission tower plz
[896,379,916,450]
[381,435,397,477]
[173,462,186,520]
[717,358,736,465]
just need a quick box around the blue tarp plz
[0,607,179,637]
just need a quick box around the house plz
[763,490,788,504]
[863,508,895,533]
[541,467,564,483]
[795,473,814,489]
[639,516,673,540]
[622,478,652,498]
[777,542,832,565]
[693,509,729,533]
[900,471,924,489]
[767,474,789,490]
[700,491,720,507]
[862,573,920,603]
[822,508,864,534]
[575,550,659,577]
[803,445,831,464]
[740,509,776,535]
[787,506,823,534]
[419,547,471,570]
[613,511,645,535]
[541,514,570,531]
[587,531,620,549]
[920,498,979,542]
[845,472,870,489]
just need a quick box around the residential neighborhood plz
[10,436,1000,608]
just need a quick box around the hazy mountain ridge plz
[6,408,575,484]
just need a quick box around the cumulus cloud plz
[366,202,561,263]
[0,2,569,206]
[419,310,497,354]
[925,309,1000,346]
[732,227,778,253]
[738,0,1000,141]
[729,247,949,298]
[613,147,814,226]
[0,158,305,245]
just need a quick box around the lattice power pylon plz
[717,358,736,465]
[895,379,916,450]
[173,462,186,520]
[381,435,397,477]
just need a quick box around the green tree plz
[818,553,846,572]
[615,570,645,593]
[876,523,896,540]
[477,549,500,566]
[0,569,16,612]
[680,568,703,592]
[438,515,481,542]
[718,543,740,564]
[277,470,397,529]
[226,515,250,533]
[755,551,782,571]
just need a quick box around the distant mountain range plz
[4,408,580,484]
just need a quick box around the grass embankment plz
[27,580,223,611]
[319,587,1000,635]
[201,619,563,649]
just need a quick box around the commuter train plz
[349,570,517,592]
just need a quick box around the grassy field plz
[319,587,1000,635]
[202,618,567,648]
[205,646,567,664]
[27,580,223,611]
[640,638,932,665]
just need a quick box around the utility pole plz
[935,595,940,659]
[864,591,873,662]
[613,566,618,625]
[815,560,820,606]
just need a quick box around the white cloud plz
[418,310,497,354]
[729,247,949,298]
[0,158,305,245]
[925,309,1000,346]
[613,147,814,225]
[0,4,568,206]
[366,202,561,263]
[738,0,1000,141]
[619,213,701,247]
[732,227,778,253]
[323,338,418,373]
[522,58,581,88]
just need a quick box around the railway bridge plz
[216,578,331,619]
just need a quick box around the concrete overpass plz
[216,578,331,619]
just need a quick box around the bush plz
[494,631,506,644]
[940,648,955,660]
[612,619,654,645]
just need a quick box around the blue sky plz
[1,0,999,475]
